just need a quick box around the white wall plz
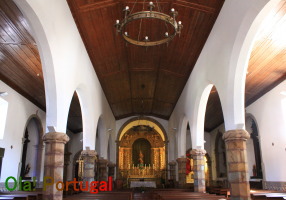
[26,119,40,178]
[246,80,286,182]
[0,80,45,183]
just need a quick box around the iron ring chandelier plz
[115,2,183,47]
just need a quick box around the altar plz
[130,181,156,188]
[117,122,168,188]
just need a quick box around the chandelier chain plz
[138,0,147,41]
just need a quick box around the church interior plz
[0,0,286,199]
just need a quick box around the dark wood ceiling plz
[0,0,44,110]
[67,0,225,120]
[1,0,285,133]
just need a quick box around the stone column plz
[176,157,187,188]
[35,144,44,188]
[191,149,206,192]
[81,149,97,189]
[206,158,212,187]
[63,151,72,183]
[98,158,109,181]
[223,129,251,200]
[43,132,69,200]
[108,162,116,179]
[168,161,176,181]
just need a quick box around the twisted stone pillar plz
[98,158,109,182]
[176,157,187,188]
[223,129,251,200]
[43,132,69,200]
[191,149,206,192]
[168,161,176,181]
[81,149,97,190]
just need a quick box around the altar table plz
[130,181,156,188]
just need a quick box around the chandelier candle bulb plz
[178,21,182,25]
[126,6,129,10]
[165,32,169,36]
[171,8,175,12]
[145,36,148,40]
[116,20,119,24]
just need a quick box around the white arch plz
[14,0,108,137]
[190,84,214,149]
[177,116,189,157]
[212,0,281,131]
[13,0,58,132]
[76,84,101,150]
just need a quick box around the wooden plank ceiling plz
[0,0,285,133]
[204,1,286,132]
[67,0,225,120]
[0,0,82,133]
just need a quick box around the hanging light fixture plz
[115,1,183,47]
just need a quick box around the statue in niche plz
[138,150,144,168]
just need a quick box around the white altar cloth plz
[130,181,156,188]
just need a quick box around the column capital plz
[176,157,187,164]
[81,149,97,157]
[168,161,176,166]
[108,162,116,168]
[223,129,250,142]
[190,149,206,156]
[98,158,109,165]
[43,132,69,144]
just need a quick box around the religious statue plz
[138,150,144,168]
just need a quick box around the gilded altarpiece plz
[118,127,166,180]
